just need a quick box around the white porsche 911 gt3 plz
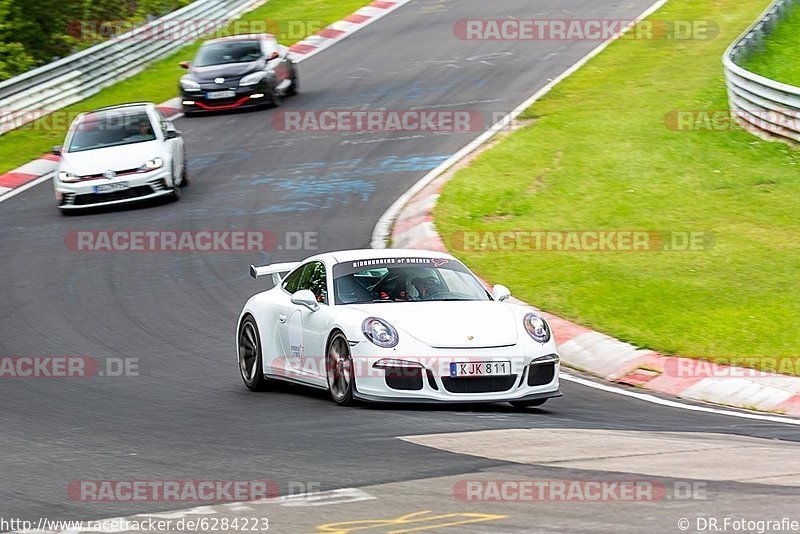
[236,249,561,407]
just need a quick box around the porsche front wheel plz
[326,332,355,406]
[238,316,271,391]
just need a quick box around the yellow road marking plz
[316,510,507,533]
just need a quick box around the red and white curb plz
[288,1,412,61]
[371,0,800,419]
[0,0,412,203]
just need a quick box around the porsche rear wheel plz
[326,331,355,406]
[238,316,271,391]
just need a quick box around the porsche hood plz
[349,301,519,348]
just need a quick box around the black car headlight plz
[240,72,267,87]
[523,312,551,344]
[180,78,201,92]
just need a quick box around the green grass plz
[0,0,372,174]
[435,0,800,371]
[743,2,800,85]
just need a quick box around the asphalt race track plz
[1,0,799,531]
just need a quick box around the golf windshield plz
[194,41,262,67]
[67,110,157,153]
[333,257,491,304]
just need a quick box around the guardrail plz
[0,0,265,135]
[723,0,800,144]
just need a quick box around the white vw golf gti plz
[237,249,561,407]
[53,102,187,212]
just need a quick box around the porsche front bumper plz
[349,343,561,404]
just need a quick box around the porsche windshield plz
[67,110,156,153]
[332,257,491,304]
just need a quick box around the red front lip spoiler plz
[192,96,255,111]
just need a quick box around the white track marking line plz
[560,372,800,426]
[0,172,53,203]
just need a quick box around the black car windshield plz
[67,110,157,153]
[194,41,262,67]
[332,257,491,304]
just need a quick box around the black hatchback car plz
[179,34,298,115]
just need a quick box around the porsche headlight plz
[180,78,201,91]
[143,157,163,170]
[58,171,79,183]
[523,312,551,343]
[240,71,267,87]
[362,317,399,348]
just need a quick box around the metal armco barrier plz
[0,0,265,135]
[723,0,800,144]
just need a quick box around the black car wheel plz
[287,68,299,96]
[267,86,282,108]
[238,315,272,391]
[326,331,355,406]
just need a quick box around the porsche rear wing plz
[250,262,299,285]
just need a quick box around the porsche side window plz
[300,262,328,304]
[282,265,306,294]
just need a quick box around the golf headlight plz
[523,313,551,343]
[58,171,78,183]
[362,317,399,348]
[240,72,267,87]
[143,157,163,170]
[180,78,201,91]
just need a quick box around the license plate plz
[450,361,512,378]
[206,90,236,99]
[93,182,129,194]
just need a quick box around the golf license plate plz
[93,182,129,194]
[207,90,236,99]
[450,361,512,378]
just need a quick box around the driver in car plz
[124,119,155,142]
[411,276,441,300]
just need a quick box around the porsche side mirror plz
[179,61,190,69]
[492,284,511,302]
[291,289,320,311]
[268,51,280,61]
[165,129,181,139]
[50,145,62,156]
